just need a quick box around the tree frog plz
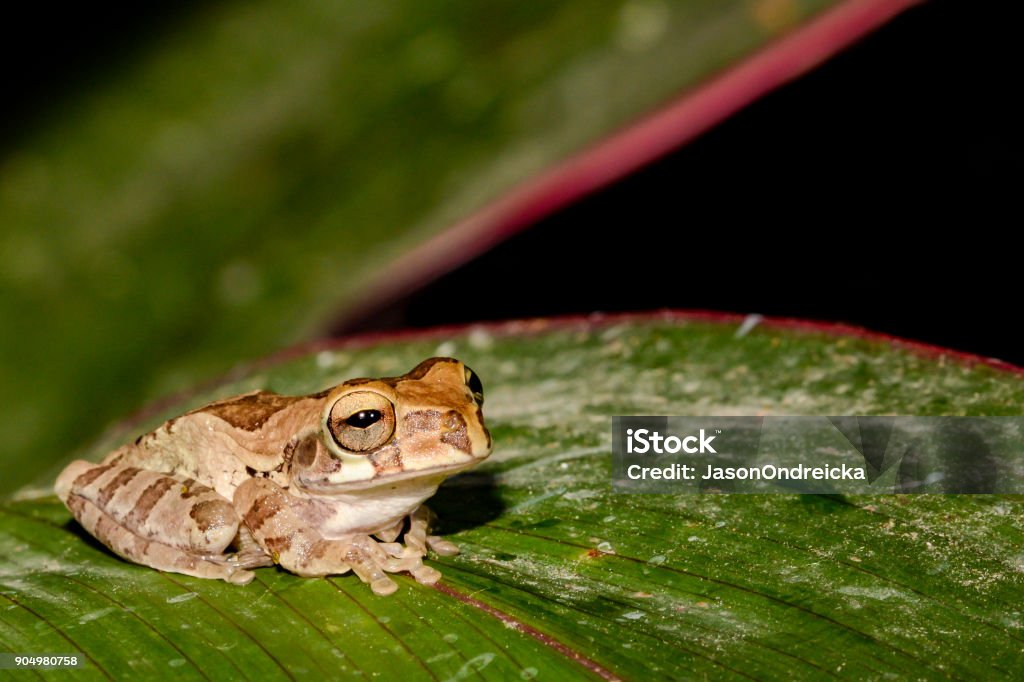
[55,357,491,595]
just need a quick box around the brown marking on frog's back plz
[195,391,305,431]
[440,410,471,454]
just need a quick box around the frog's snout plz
[476,418,492,459]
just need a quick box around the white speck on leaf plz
[563,489,599,501]
[838,586,913,602]
[444,653,495,681]
[78,607,116,624]
[166,592,198,604]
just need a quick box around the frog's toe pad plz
[427,536,460,556]
[370,577,399,596]
[411,564,442,585]
[226,568,256,585]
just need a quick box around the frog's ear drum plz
[464,366,484,405]
[327,391,396,452]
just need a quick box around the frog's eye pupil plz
[346,409,382,428]
[465,367,484,405]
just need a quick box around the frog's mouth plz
[295,458,483,494]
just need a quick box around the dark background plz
[381,0,1023,366]
[6,0,1021,365]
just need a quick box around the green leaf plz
[5,316,1023,679]
[0,0,863,493]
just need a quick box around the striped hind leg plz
[55,460,268,584]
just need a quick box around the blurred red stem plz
[335,0,923,330]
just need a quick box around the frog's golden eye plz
[328,391,396,452]
[465,366,484,405]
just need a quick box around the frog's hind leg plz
[56,460,259,584]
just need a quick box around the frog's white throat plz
[307,473,450,537]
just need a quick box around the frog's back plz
[103,390,325,499]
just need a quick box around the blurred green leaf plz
[0,0,842,492]
[5,317,1023,678]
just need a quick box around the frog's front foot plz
[353,536,441,591]
[404,505,460,557]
